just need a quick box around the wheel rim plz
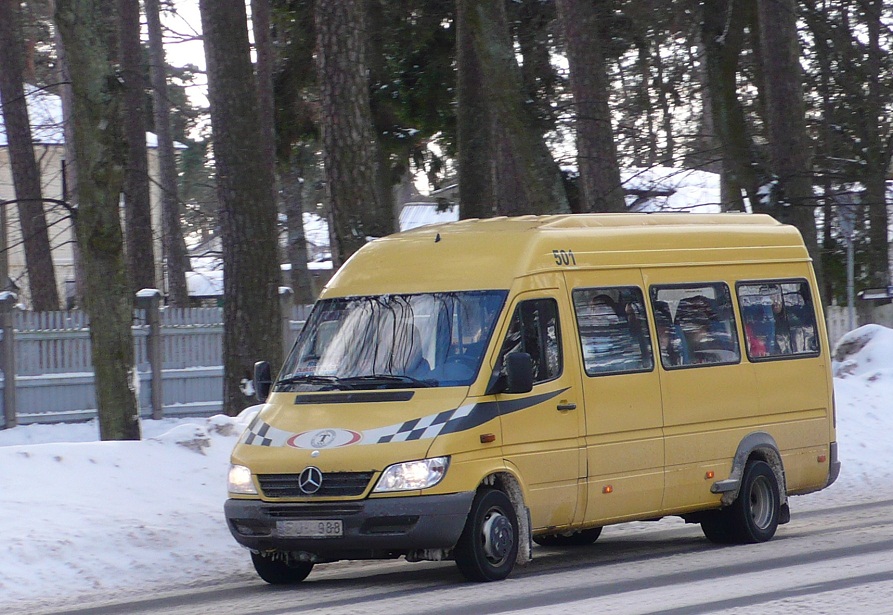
[481,507,514,565]
[749,475,774,529]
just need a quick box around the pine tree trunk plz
[467,0,568,215]
[556,0,625,212]
[118,0,156,292]
[756,0,823,292]
[145,0,190,306]
[52,0,85,308]
[456,0,494,219]
[0,0,60,310]
[862,0,890,292]
[55,0,141,441]
[315,0,389,264]
[701,0,762,212]
[200,0,283,416]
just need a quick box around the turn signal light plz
[818,455,827,463]
[705,471,715,480]
[480,433,496,444]
[603,485,613,494]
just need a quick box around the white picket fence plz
[1,305,311,426]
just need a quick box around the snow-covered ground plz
[2,325,892,610]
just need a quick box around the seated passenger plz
[653,300,689,366]
[586,294,641,372]
[396,323,431,380]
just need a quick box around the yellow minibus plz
[225,213,839,583]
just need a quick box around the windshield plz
[277,290,508,391]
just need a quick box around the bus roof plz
[321,213,810,297]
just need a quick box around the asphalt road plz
[34,497,893,615]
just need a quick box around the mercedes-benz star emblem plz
[298,466,323,495]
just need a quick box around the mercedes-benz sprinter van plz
[225,213,839,583]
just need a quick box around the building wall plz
[0,145,165,308]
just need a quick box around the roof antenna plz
[435,233,441,243]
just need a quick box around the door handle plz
[557,403,577,412]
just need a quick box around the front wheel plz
[454,488,519,582]
[251,551,314,585]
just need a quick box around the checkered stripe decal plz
[240,415,293,447]
[239,388,566,448]
[362,403,476,444]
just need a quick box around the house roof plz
[399,202,459,231]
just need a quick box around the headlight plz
[228,464,258,495]
[373,457,450,493]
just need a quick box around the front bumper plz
[225,491,475,560]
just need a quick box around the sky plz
[1,323,892,612]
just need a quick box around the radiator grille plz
[258,472,375,498]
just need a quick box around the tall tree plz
[55,0,141,440]
[51,0,85,308]
[510,0,559,132]
[315,0,390,264]
[145,0,190,306]
[860,0,890,295]
[456,0,493,219]
[251,0,277,205]
[200,0,283,415]
[118,0,155,292]
[556,0,626,212]
[756,0,823,292]
[801,0,893,305]
[465,0,569,215]
[269,0,317,303]
[0,0,60,310]
[700,0,763,212]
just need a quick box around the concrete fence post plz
[279,286,295,361]
[279,286,295,363]
[0,292,17,429]
[136,289,163,420]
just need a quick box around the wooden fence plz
[0,290,312,427]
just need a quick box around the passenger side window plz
[572,287,653,376]
[650,283,740,368]
[495,299,561,384]
[737,280,819,360]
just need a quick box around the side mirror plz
[254,361,273,402]
[504,352,534,394]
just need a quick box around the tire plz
[454,488,519,582]
[533,527,602,547]
[728,460,780,543]
[700,510,736,544]
[251,551,314,585]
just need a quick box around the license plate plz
[276,519,343,538]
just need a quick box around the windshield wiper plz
[275,374,348,389]
[339,374,435,388]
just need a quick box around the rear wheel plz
[533,527,602,547]
[729,460,780,543]
[251,551,314,585]
[700,510,735,544]
[701,459,780,545]
[454,488,519,582]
